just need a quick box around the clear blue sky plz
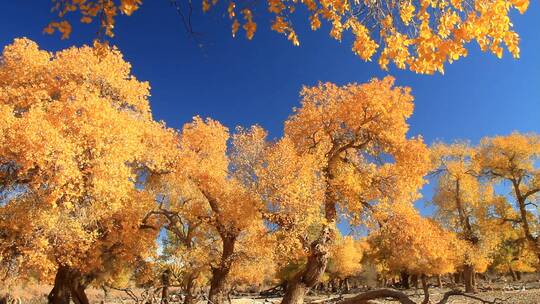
[1,2,539,219]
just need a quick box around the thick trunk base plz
[48,266,90,304]
[463,265,476,293]
[281,282,307,304]
[209,269,228,304]
[280,227,332,304]
[400,272,410,289]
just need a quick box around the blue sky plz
[1,2,538,221]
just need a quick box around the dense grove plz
[0,39,538,304]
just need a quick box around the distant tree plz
[491,233,537,280]
[429,142,503,292]
[44,0,529,74]
[475,133,540,264]
[0,39,175,304]
[367,203,464,302]
[326,235,364,291]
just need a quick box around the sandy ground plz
[3,285,540,303]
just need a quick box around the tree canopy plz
[43,0,530,74]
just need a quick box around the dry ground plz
[3,285,540,304]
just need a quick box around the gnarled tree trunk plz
[208,235,236,304]
[48,266,91,304]
[281,158,340,304]
[281,227,332,304]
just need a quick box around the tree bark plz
[336,288,500,304]
[453,272,460,284]
[184,273,196,304]
[48,266,90,304]
[70,282,90,304]
[421,275,429,304]
[463,265,476,293]
[281,282,308,304]
[410,275,418,289]
[101,285,109,303]
[437,275,442,288]
[280,227,332,304]
[344,278,350,293]
[161,269,171,304]
[400,272,410,289]
[281,156,343,304]
[337,289,416,304]
[330,278,337,293]
[209,235,236,304]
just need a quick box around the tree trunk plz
[70,282,90,304]
[380,276,387,288]
[162,269,171,304]
[209,269,228,304]
[102,285,109,302]
[184,274,196,304]
[410,275,418,289]
[463,265,476,293]
[516,271,522,281]
[209,235,236,304]
[512,183,540,267]
[344,278,350,293]
[48,267,71,304]
[437,275,442,288]
[453,272,460,284]
[281,282,308,304]
[331,278,337,293]
[400,272,410,289]
[48,266,90,304]
[280,227,332,304]
[421,275,429,304]
[509,267,517,281]
[337,289,416,304]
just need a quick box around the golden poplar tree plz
[475,133,540,264]
[430,142,503,293]
[326,235,364,291]
[0,39,175,304]
[247,77,430,304]
[367,203,464,302]
[145,117,273,304]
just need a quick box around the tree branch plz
[335,289,509,304]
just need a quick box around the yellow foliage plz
[430,142,506,272]
[368,204,464,276]
[45,0,529,74]
[475,133,540,265]
[0,38,175,282]
[147,116,276,291]
[328,236,363,279]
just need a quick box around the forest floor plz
[303,288,540,303]
[4,283,540,303]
